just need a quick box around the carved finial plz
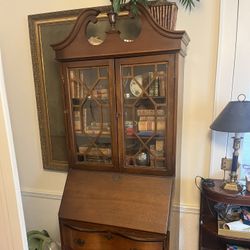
[108,0,118,31]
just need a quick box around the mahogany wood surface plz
[61,223,164,250]
[60,169,173,234]
[52,5,189,61]
[202,179,250,205]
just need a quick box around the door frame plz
[0,49,28,249]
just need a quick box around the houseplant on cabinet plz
[112,0,200,14]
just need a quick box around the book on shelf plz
[138,116,165,132]
[148,71,165,97]
[70,80,86,99]
[150,141,164,155]
[84,128,110,135]
[82,108,111,135]
[158,71,165,96]
[218,219,250,240]
[155,139,164,156]
[79,146,111,157]
[73,110,81,132]
[137,109,165,116]
[92,88,108,99]
[70,70,87,99]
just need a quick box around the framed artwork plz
[28,9,82,171]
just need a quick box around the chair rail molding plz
[21,187,200,215]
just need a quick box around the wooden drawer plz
[61,224,163,250]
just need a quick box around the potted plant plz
[112,0,200,15]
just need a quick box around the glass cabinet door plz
[116,55,175,174]
[64,60,117,168]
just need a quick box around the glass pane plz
[68,66,112,165]
[121,62,168,169]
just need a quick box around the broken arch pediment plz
[86,13,142,45]
[52,5,189,61]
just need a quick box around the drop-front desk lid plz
[59,169,174,234]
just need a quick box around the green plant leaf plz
[128,0,149,15]
[178,0,200,10]
[112,0,200,15]
[112,0,121,13]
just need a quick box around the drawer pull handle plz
[74,238,85,246]
[130,248,140,250]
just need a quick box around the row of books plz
[70,70,109,99]
[137,109,166,132]
[73,109,111,135]
[92,88,109,99]
[71,81,108,100]
[78,146,112,157]
[138,116,165,132]
[74,108,166,135]
[70,70,85,99]
[69,70,166,99]
[148,71,165,97]
[137,109,165,116]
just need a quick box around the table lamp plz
[210,94,250,192]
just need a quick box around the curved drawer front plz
[62,225,163,250]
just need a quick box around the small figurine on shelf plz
[136,149,150,166]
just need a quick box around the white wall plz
[0,1,220,249]
[211,0,250,179]
[176,1,220,249]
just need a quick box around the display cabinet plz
[61,54,176,176]
[52,2,189,249]
[199,179,250,250]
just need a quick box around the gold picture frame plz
[28,9,82,171]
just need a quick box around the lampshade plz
[210,100,250,133]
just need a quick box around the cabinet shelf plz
[126,133,165,139]
[72,97,110,106]
[124,96,166,100]
[76,133,111,138]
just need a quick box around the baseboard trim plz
[21,188,200,214]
